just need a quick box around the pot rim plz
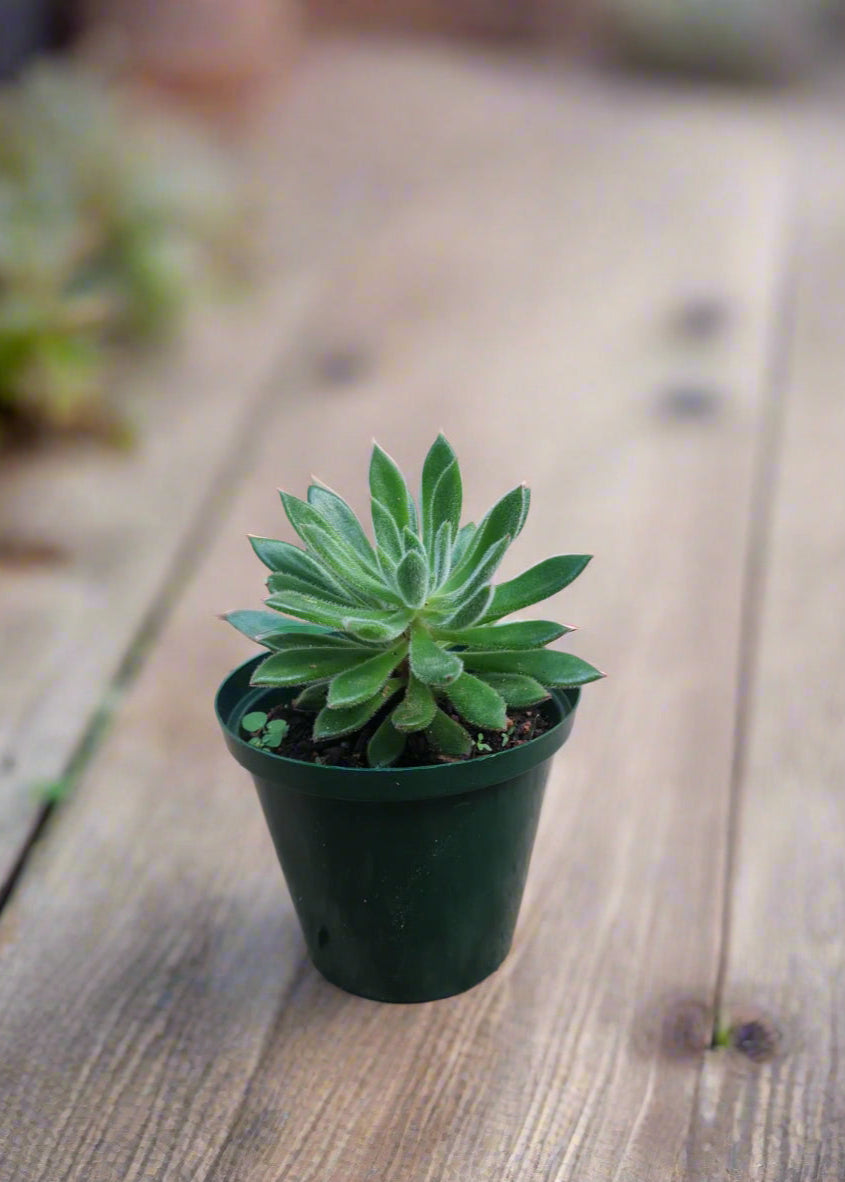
[216,655,580,803]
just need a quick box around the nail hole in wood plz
[0,536,68,569]
[730,1018,781,1063]
[712,1006,783,1062]
[656,385,723,422]
[637,996,784,1064]
[671,296,730,342]
[316,346,371,386]
[660,999,713,1058]
[632,994,715,1061]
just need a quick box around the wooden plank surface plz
[0,44,789,1181]
[0,39,466,890]
[0,241,315,891]
[678,106,845,1180]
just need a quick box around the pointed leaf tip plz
[367,716,407,767]
[425,708,472,757]
[445,672,507,731]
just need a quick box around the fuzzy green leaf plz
[342,611,412,643]
[264,590,360,630]
[266,571,354,605]
[367,716,407,767]
[255,630,366,648]
[241,711,268,733]
[371,497,404,564]
[451,522,476,568]
[431,520,453,590]
[409,620,463,686]
[298,519,401,605]
[265,590,410,640]
[436,536,509,610]
[462,648,604,686]
[435,584,494,630]
[394,549,429,608]
[280,490,337,548]
[293,683,328,711]
[473,484,529,554]
[428,460,462,553]
[443,484,529,592]
[250,647,368,688]
[474,672,550,707]
[248,537,359,600]
[257,633,372,655]
[391,675,437,731]
[249,535,304,571]
[314,679,401,741]
[327,640,407,708]
[425,709,472,757]
[441,620,571,649]
[307,484,379,568]
[480,555,592,622]
[514,485,531,537]
[369,443,416,534]
[222,610,332,645]
[401,525,426,560]
[444,672,507,731]
[281,493,391,598]
[420,435,459,550]
[256,545,367,605]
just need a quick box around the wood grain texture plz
[0,275,318,890]
[678,106,845,1181]
[0,37,556,886]
[0,38,448,888]
[0,44,789,1181]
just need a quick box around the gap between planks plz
[678,95,845,1180]
[0,333,316,914]
[710,206,801,1042]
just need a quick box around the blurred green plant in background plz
[603,0,828,79]
[0,62,248,447]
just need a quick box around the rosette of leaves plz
[224,436,603,767]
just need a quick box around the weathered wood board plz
[0,278,316,890]
[0,37,506,891]
[0,43,790,1181]
[678,108,845,1181]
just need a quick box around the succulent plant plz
[224,436,603,767]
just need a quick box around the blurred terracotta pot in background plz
[80,0,301,107]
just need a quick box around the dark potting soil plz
[260,699,552,769]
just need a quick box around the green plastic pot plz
[216,655,580,1003]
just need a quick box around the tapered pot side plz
[216,655,580,1002]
